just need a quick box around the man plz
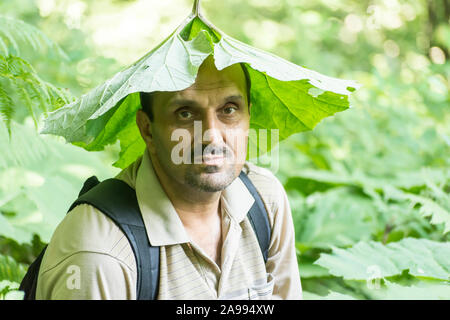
[36,55,302,299]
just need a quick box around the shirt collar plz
[133,149,255,246]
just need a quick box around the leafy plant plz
[0,254,27,283]
[0,14,119,295]
[383,180,450,234]
[315,238,450,281]
[0,15,68,59]
[0,15,72,136]
[0,116,118,245]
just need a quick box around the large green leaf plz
[303,279,450,300]
[370,280,450,300]
[40,1,360,169]
[293,187,376,251]
[315,238,450,281]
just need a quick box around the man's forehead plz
[193,61,246,89]
[163,85,243,107]
[169,67,246,99]
[152,57,247,103]
[176,81,243,96]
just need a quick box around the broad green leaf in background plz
[293,187,376,251]
[40,0,360,169]
[303,279,450,300]
[369,280,450,300]
[297,261,330,279]
[315,237,450,281]
[282,166,450,194]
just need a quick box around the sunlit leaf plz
[370,280,450,300]
[315,238,450,281]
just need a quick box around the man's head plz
[136,55,252,193]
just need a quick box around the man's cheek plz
[225,129,248,166]
[168,128,193,165]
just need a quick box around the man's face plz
[139,56,250,192]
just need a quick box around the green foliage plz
[369,280,450,300]
[292,187,376,251]
[383,182,450,234]
[0,235,45,265]
[0,120,118,245]
[0,0,448,300]
[0,16,72,136]
[315,238,450,281]
[0,15,68,58]
[0,280,24,300]
[0,10,120,292]
[0,254,27,283]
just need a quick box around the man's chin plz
[184,165,237,192]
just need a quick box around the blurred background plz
[0,0,448,299]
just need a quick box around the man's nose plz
[201,112,224,145]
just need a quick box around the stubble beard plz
[183,141,242,193]
[154,144,240,193]
[184,163,238,192]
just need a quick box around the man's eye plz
[223,105,237,115]
[178,110,193,119]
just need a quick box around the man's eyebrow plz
[167,98,200,108]
[224,95,244,103]
[168,95,244,108]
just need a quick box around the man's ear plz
[136,109,153,147]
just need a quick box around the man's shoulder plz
[36,203,137,299]
[243,161,279,181]
[40,203,135,274]
[243,161,285,195]
[114,154,143,189]
[242,161,288,222]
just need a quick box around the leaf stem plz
[192,0,201,16]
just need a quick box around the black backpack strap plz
[19,244,48,299]
[239,171,271,263]
[69,177,159,300]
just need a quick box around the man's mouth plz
[194,155,225,166]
